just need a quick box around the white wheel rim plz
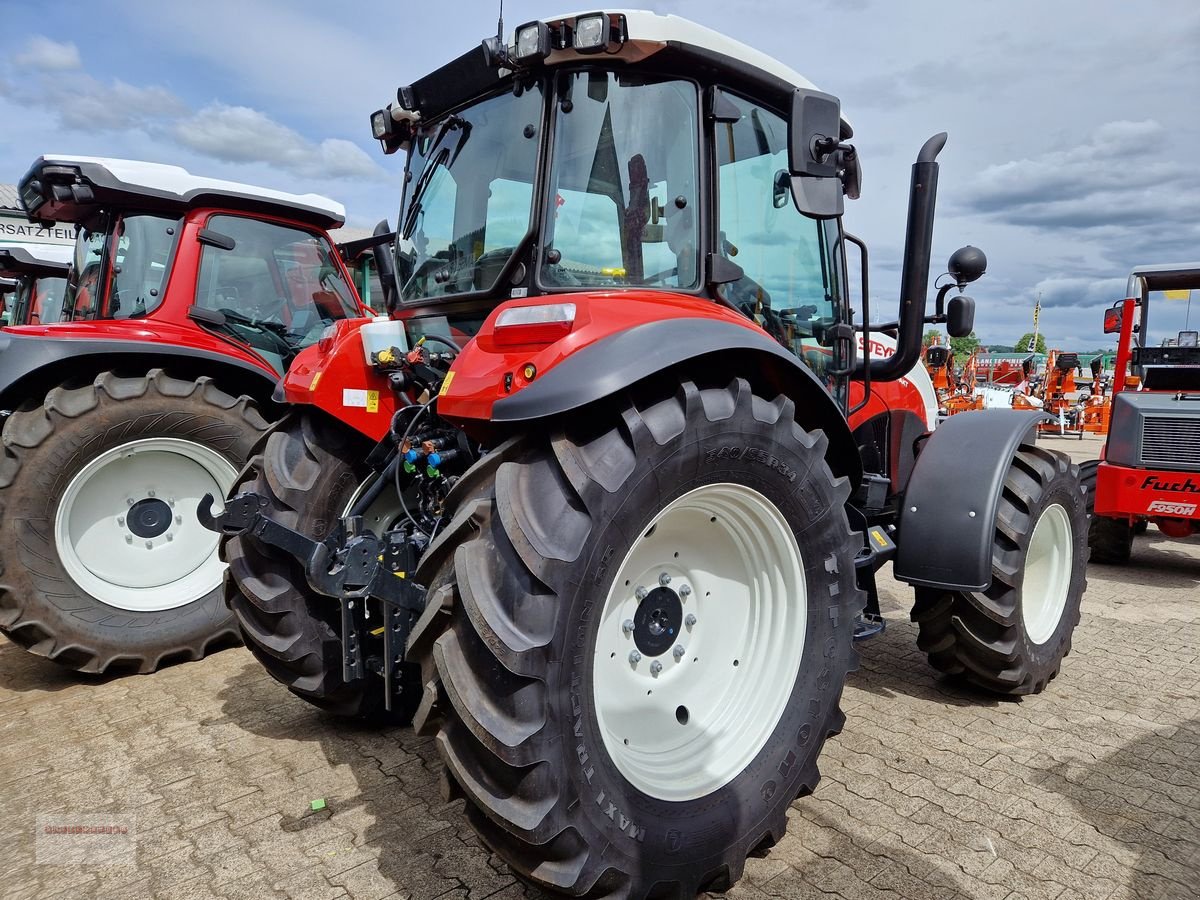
[54,438,238,612]
[592,482,808,802]
[1022,503,1073,645]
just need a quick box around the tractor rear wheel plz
[408,379,861,898]
[1078,459,1133,563]
[0,370,267,673]
[223,410,420,723]
[912,446,1087,694]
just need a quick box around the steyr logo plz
[1147,500,1198,516]
[1141,475,1200,494]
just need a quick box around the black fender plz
[0,332,279,411]
[893,409,1050,591]
[489,317,862,484]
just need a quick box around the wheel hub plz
[127,497,173,539]
[632,586,682,657]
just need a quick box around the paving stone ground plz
[1,434,1197,900]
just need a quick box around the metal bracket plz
[199,492,426,711]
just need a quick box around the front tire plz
[0,370,267,673]
[408,380,861,898]
[1079,459,1133,564]
[223,410,420,723]
[912,446,1087,694]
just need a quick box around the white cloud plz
[15,36,81,71]
[172,104,380,179]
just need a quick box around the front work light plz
[514,20,552,63]
[573,13,611,53]
[370,110,389,140]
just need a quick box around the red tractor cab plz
[1083,262,1200,561]
[205,12,1088,898]
[0,242,71,326]
[0,155,367,674]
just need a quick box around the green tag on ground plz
[310,799,327,811]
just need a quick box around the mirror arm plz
[844,231,873,416]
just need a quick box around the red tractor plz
[205,12,1088,897]
[0,242,71,325]
[1082,262,1200,562]
[1,156,368,673]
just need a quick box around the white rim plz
[1022,503,1073,645]
[592,482,808,802]
[54,438,238,612]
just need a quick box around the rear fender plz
[893,409,1048,591]
[0,332,278,411]
[440,299,861,483]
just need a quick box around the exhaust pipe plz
[866,132,946,382]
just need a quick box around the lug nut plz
[125,535,133,544]
[635,586,648,601]
[658,572,671,586]
[148,490,156,498]
[126,498,135,506]
[685,613,697,628]
[622,619,635,636]
[117,516,125,527]
[628,650,642,665]
[166,533,173,542]
[650,660,663,676]
[679,584,692,598]
[673,645,686,661]
[175,515,183,525]
[145,540,153,549]
[168,498,175,508]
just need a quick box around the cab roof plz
[0,242,72,278]
[19,155,346,231]
[395,9,850,136]
[1127,262,1200,296]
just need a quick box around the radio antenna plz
[497,0,504,47]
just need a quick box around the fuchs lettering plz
[1142,475,1200,494]
[705,446,797,482]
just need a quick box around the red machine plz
[1,156,368,673]
[1082,263,1200,562]
[204,12,1087,898]
[0,243,70,325]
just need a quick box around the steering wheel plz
[641,267,678,286]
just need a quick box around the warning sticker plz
[366,390,379,413]
[438,370,456,397]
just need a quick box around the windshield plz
[541,72,700,290]
[396,83,544,303]
[194,214,359,374]
[64,214,180,320]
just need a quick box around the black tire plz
[1079,459,1134,564]
[912,445,1088,695]
[0,370,267,673]
[223,410,420,723]
[408,379,861,898]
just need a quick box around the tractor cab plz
[359,11,983,428]
[16,156,363,376]
[1085,262,1200,560]
[0,243,71,326]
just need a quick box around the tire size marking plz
[705,446,797,483]
[569,674,646,843]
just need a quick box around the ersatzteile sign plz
[0,210,75,246]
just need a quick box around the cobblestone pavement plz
[2,435,1197,900]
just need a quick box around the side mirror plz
[1103,305,1123,334]
[946,294,975,337]
[948,245,987,285]
[788,88,843,219]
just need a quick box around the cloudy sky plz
[2,0,1196,348]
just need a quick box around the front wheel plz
[912,446,1088,694]
[408,379,862,898]
[0,371,268,673]
[1079,459,1133,563]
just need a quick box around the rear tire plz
[222,411,420,723]
[0,370,266,673]
[1079,459,1133,564]
[408,379,861,898]
[912,446,1087,695]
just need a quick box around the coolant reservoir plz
[360,317,409,366]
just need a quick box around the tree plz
[949,331,981,356]
[1015,332,1047,354]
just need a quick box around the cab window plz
[714,93,843,377]
[194,215,359,373]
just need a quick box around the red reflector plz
[493,302,576,346]
[494,320,573,346]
